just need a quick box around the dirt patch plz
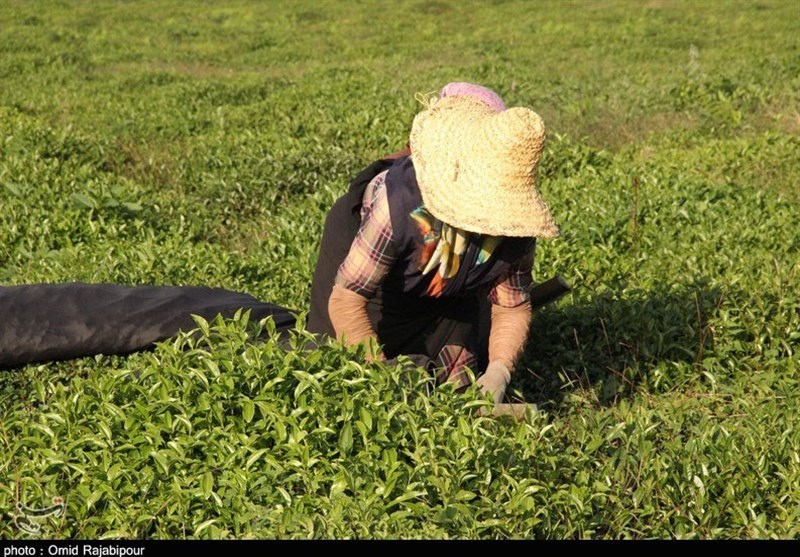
[645,0,680,9]
[143,61,236,79]
[102,61,236,80]
[110,138,184,191]
[768,102,800,135]
[559,108,700,151]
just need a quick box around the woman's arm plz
[478,247,536,402]
[328,284,383,360]
[328,172,396,358]
[488,300,533,370]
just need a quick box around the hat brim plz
[419,173,561,238]
[410,97,560,238]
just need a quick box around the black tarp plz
[0,283,296,370]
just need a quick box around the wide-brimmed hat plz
[409,95,560,238]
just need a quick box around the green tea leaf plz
[338,423,353,455]
[201,470,213,497]
[242,399,254,423]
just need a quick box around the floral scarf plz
[410,206,501,296]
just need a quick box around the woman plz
[0,84,559,388]
[307,83,560,403]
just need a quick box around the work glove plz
[475,361,511,404]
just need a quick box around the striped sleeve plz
[487,245,535,308]
[334,171,396,297]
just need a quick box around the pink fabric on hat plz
[439,82,506,113]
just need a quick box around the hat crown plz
[499,107,545,149]
[481,107,546,185]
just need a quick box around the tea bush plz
[1,0,798,539]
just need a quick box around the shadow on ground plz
[515,280,723,410]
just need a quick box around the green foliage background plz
[1,0,798,539]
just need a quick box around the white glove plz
[475,361,511,404]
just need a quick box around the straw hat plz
[409,95,560,238]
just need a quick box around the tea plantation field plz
[1,0,798,539]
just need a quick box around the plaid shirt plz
[335,170,534,380]
[335,170,534,305]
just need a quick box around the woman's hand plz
[329,284,385,361]
[476,361,511,404]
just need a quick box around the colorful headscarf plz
[411,206,501,282]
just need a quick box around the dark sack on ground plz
[0,283,296,369]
